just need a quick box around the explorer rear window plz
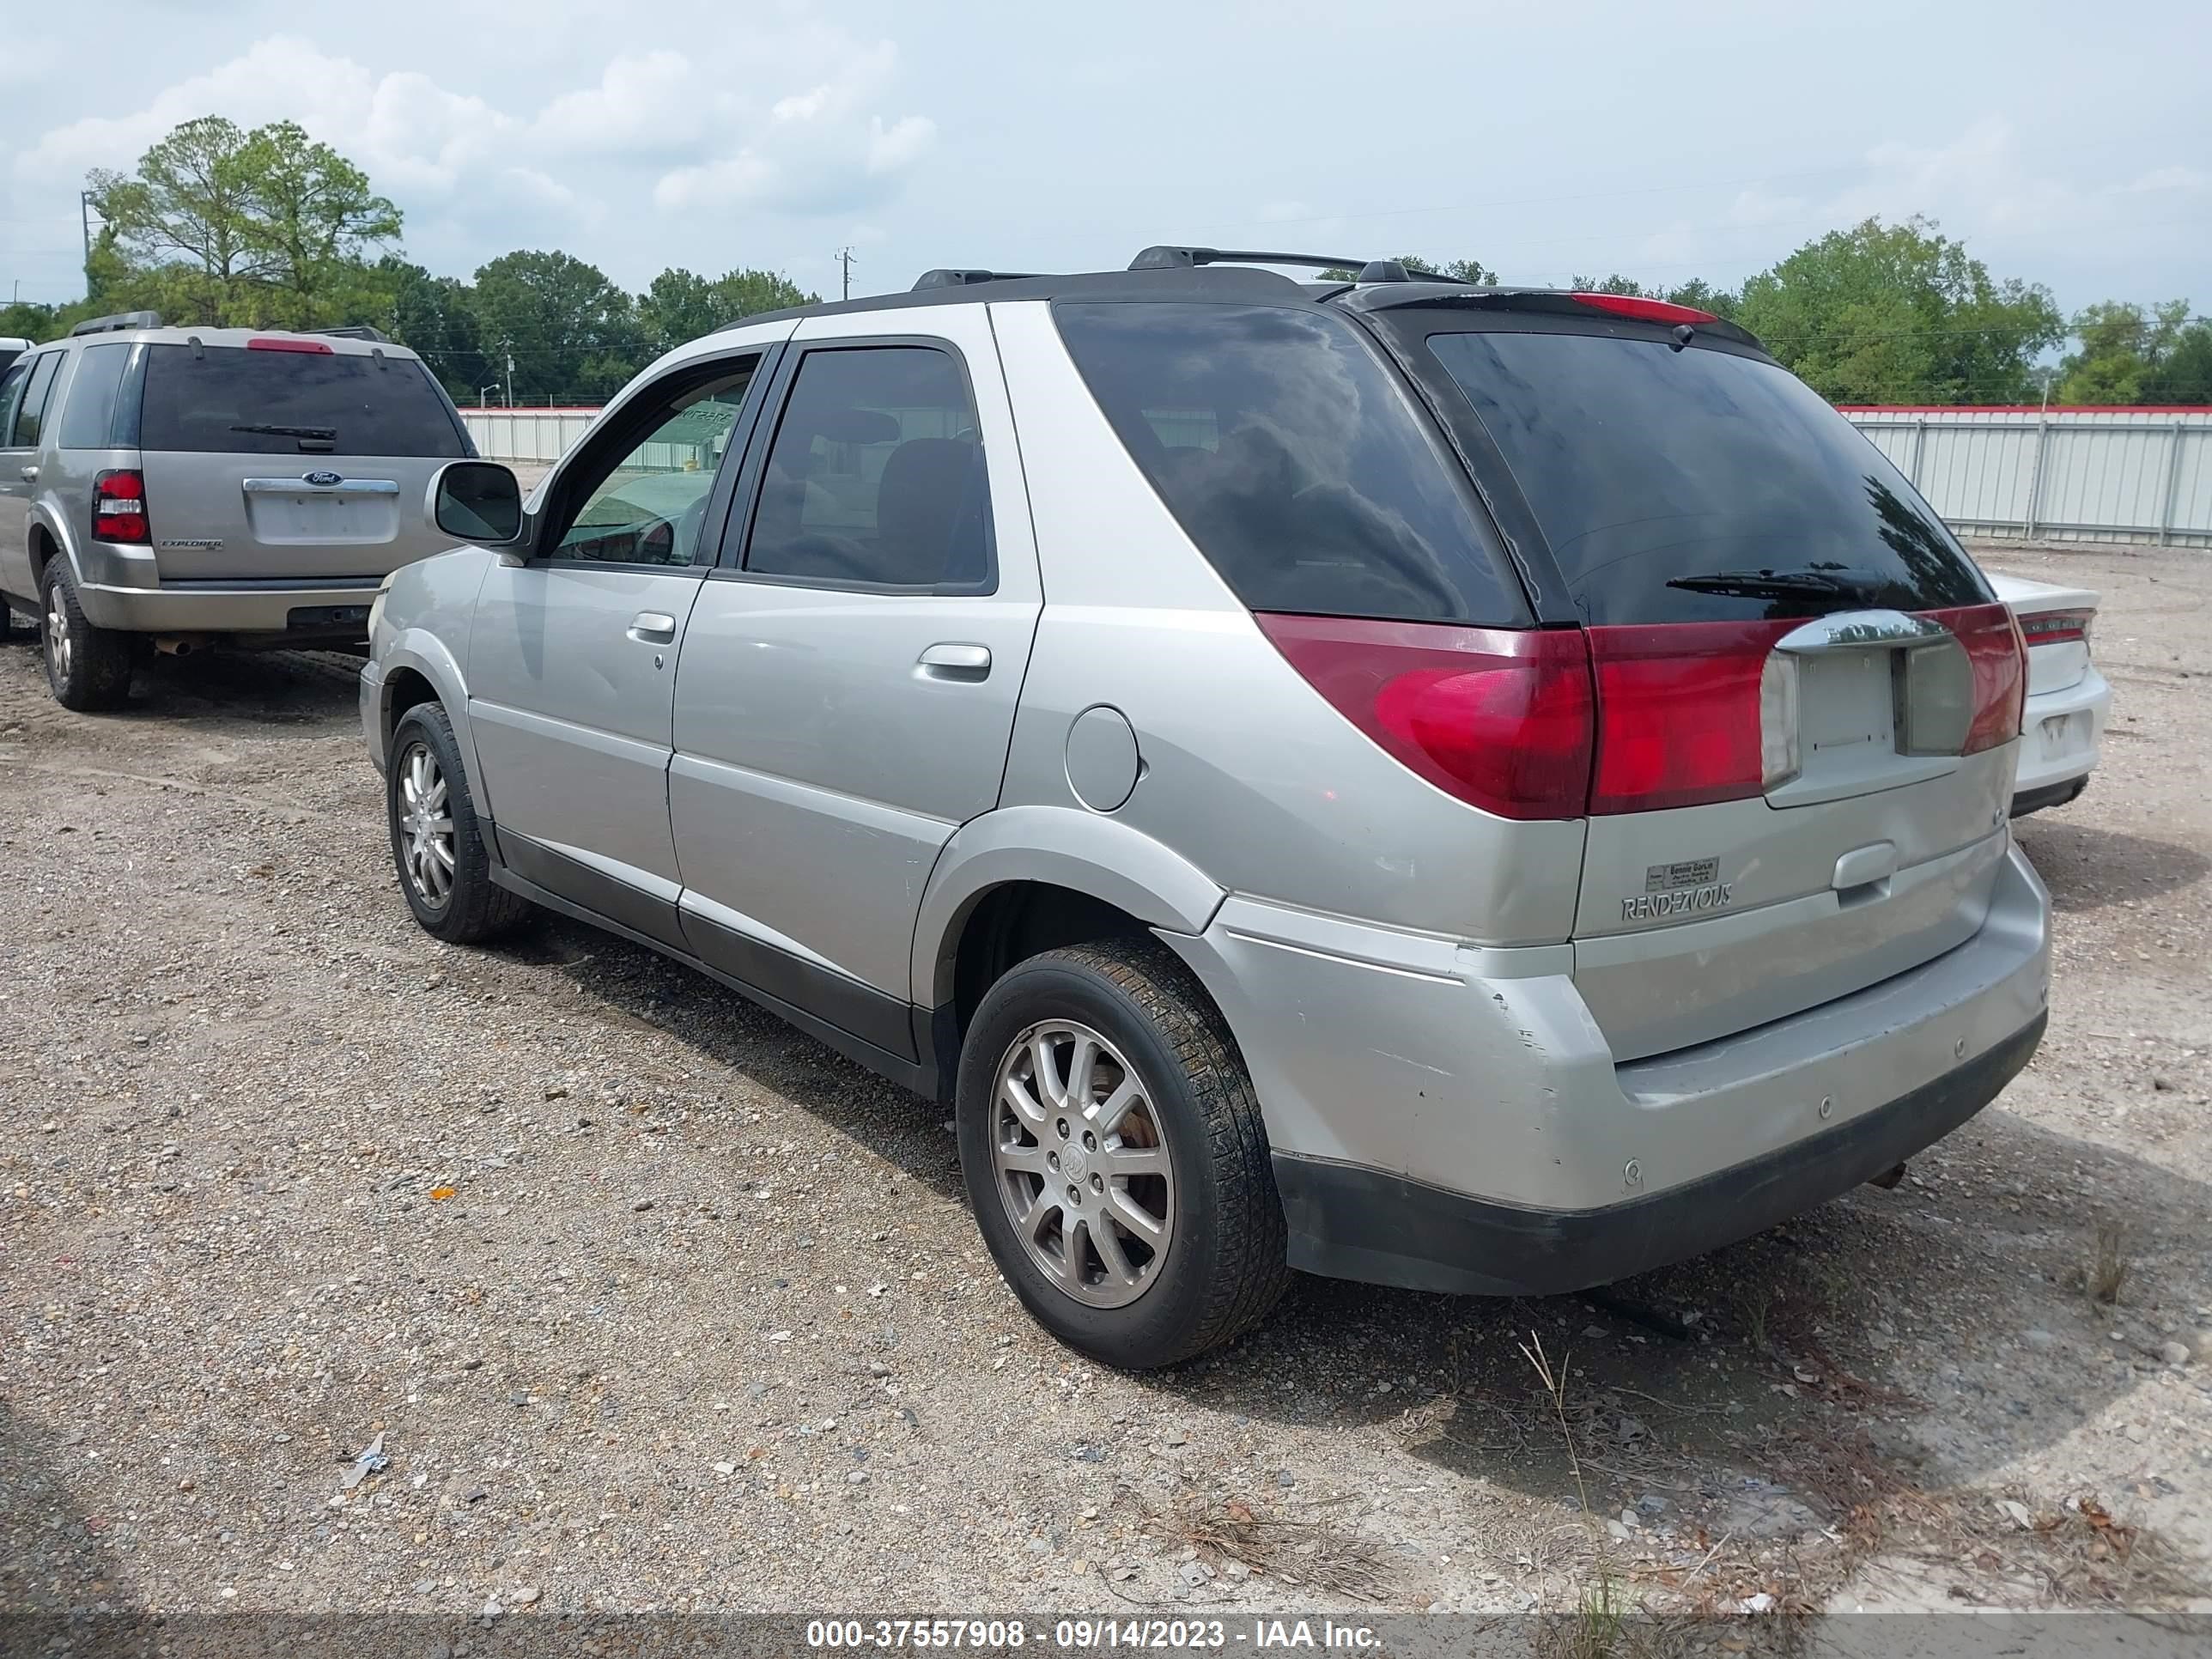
[1053,301,1527,624]
[1419,326,1991,626]
[141,344,470,458]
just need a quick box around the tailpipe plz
[1866,1162,1908,1190]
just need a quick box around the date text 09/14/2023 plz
[804,1618,1382,1650]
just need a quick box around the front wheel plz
[386,703,532,944]
[41,562,135,711]
[956,940,1291,1369]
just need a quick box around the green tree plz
[637,265,820,351]
[0,301,59,341]
[375,256,488,399]
[84,114,400,327]
[233,119,400,326]
[471,250,642,402]
[2056,300,2207,404]
[1734,217,2062,404]
[2149,320,2212,404]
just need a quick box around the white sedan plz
[1989,572,2111,817]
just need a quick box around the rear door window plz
[1054,301,1527,624]
[58,343,131,448]
[9,351,62,448]
[1421,327,1990,625]
[141,344,469,457]
[741,344,994,590]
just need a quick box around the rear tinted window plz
[1423,328,1990,625]
[142,345,468,458]
[58,343,131,448]
[1054,302,1526,624]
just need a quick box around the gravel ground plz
[2,540,2208,1625]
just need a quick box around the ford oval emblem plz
[303,470,344,488]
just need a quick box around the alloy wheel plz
[989,1020,1176,1309]
[397,741,456,908]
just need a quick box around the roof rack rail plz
[1127,246,1406,279]
[311,325,391,343]
[69,309,163,337]
[911,268,1050,291]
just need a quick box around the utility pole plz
[837,246,854,301]
[79,190,96,292]
[503,348,515,409]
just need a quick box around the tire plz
[386,703,532,945]
[957,939,1291,1369]
[40,562,135,711]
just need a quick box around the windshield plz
[1420,327,1991,626]
[142,344,470,458]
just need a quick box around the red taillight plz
[1584,620,1799,813]
[1571,293,1718,325]
[93,468,149,544]
[1931,603,2026,755]
[2016,610,2091,647]
[246,335,334,353]
[1255,614,1595,820]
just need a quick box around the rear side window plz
[9,351,62,447]
[141,345,469,458]
[744,345,994,589]
[58,343,131,448]
[1054,301,1525,624]
[1422,329,1991,626]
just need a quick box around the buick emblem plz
[303,470,344,488]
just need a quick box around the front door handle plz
[16,466,34,482]
[628,611,678,645]
[917,642,992,681]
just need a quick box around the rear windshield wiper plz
[231,422,338,445]
[1665,568,1865,600]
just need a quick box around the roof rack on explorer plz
[65,312,390,343]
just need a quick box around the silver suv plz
[361,250,2051,1369]
[0,311,476,708]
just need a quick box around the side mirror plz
[431,460,526,550]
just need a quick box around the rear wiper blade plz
[230,422,337,441]
[1665,568,1862,599]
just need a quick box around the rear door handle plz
[917,642,992,681]
[628,611,678,645]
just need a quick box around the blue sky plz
[3,0,2206,319]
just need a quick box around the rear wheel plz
[386,703,531,944]
[40,562,134,711]
[956,940,1290,1369]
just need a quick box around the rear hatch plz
[134,337,472,581]
[1401,304,2024,1061]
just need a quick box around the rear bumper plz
[1274,1011,2043,1295]
[1167,840,2051,1294]
[69,538,384,635]
[2012,665,2108,808]
[76,576,382,636]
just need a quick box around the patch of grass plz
[2089,1222,2129,1305]
[1137,1493,1398,1601]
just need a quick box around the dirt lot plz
[2,540,2208,1625]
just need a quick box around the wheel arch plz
[914,805,1227,1030]
[378,634,488,806]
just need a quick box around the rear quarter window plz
[142,345,469,458]
[58,343,131,448]
[1054,301,1527,624]
[1421,326,1990,626]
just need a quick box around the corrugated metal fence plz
[1839,407,2212,548]
[465,404,2212,550]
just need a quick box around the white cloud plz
[15,22,939,268]
[653,41,933,216]
[2119,165,2208,195]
